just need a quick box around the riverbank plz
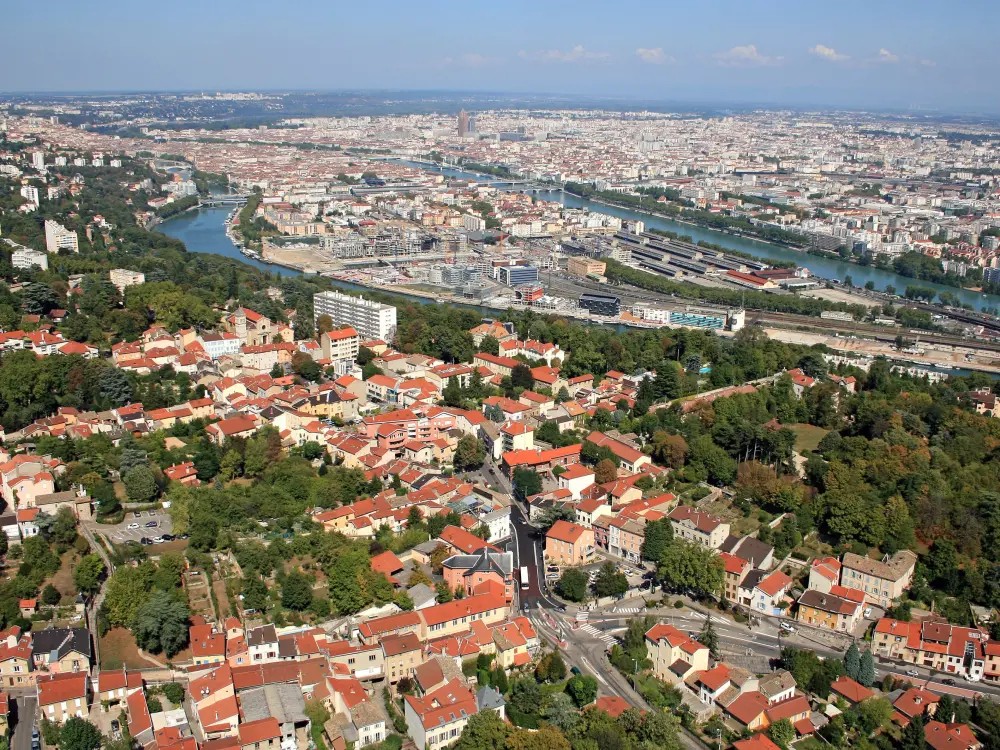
[411,160,1000,312]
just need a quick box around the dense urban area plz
[2,91,1000,750]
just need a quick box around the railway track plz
[542,272,1000,356]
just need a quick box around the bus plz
[520,566,529,590]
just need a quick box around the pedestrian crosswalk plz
[579,623,619,647]
[576,611,589,622]
[611,606,644,614]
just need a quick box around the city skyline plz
[6,0,1000,114]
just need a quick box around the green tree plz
[455,709,509,750]
[513,467,542,498]
[241,577,268,611]
[509,677,542,717]
[41,584,61,605]
[899,714,927,750]
[641,518,673,562]
[281,571,313,611]
[557,568,588,602]
[162,682,185,705]
[699,616,720,659]
[657,540,725,596]
[650,431,688,469]
[59,718,103,750]
[592,561,628,599]
[453,435,485,472]
[858,649,876,687]
[123,466,158,503]
[541,691,579,733]
[104,566,152,628]
[511,363,534,390]
[768,718,795,749]
[535,650,567,683]
[844,642,861,680]
[566,674,598,707]
[134,591,190,656]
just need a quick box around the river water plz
[158,166,1000,313]
[156,206,300,277]
[408,162,1000,313]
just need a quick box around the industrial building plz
[496,264,539,287]
[579,293,621,316]
[567,257,607,278]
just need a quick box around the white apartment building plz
[313,291,397,343]
[32,151,45,171]
[109,268,146,293]
[200,332,242,359]
[44,220,79,254]
[19,185,39,207]
[12,248,49,271]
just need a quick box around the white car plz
[127,523,140,530]
[152,536,165,544]
[863,607,873,618]
[779,621,795,632]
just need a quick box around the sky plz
[6,0,999,113]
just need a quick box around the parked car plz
[779,621,795,632]
[145,520,158,528]
[132,511,142,518]
[127,523,140,530]
[906,669,920,677]
[139,537,151,545]
[152,536,165,544]
[863,607,873,618]
[941,678,957,686]
[161,534,175,541]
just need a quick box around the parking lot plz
[94,509,176,546]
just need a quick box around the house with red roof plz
[892,687,939,726]
[735,568,792,616]
[645,623,710,684]
[544,520,594,566]
[238,717,282,750]
[925,721,981,750]
[585,430,650,474]
[419,590,509,639]
[668,506,731,550]
[872,618,988,681]
[205,414,260,445]
[37,672,89,723]
[164,461,200,486]
[403,679,488,750]
[592,695,632,718]
[501,444,582,477]
[829,675,874,705]
[733,736,782,750]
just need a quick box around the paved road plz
[12,696,36,750]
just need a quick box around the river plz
[405,161,1000,313]
[156,201,989,376]
[155,205,300,277]
[158,167,1000,313]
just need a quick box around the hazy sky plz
[7,0,998,113]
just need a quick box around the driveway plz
[12,696,36,750]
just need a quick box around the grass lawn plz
[789,423,829,453]
[100,627,160,670]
